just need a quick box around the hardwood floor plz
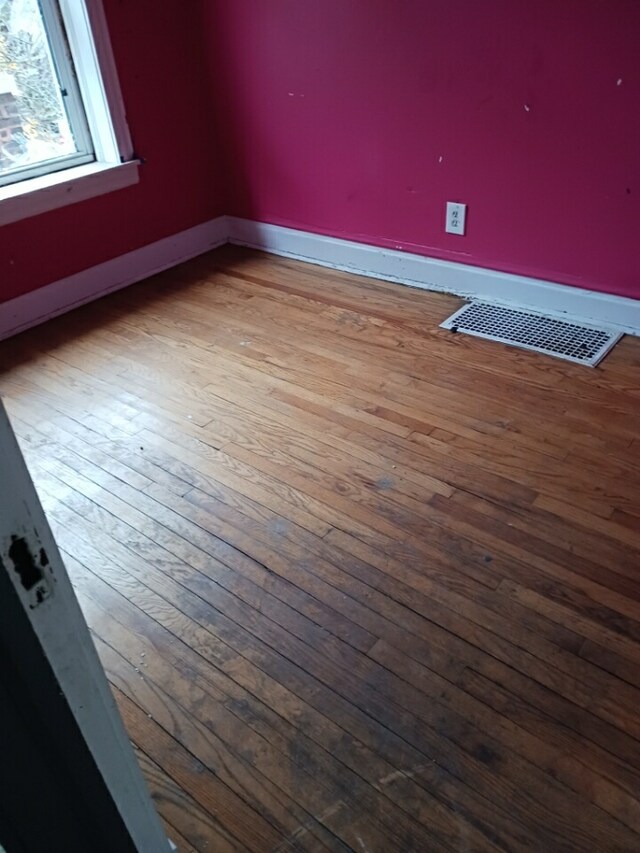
[1,246,639,852]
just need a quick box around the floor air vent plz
[440,302,622,367]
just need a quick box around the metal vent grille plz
[440,302,621,367]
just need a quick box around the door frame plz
[0,399,172,852]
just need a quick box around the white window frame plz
[0,0,139,226]
[0,0,95,189]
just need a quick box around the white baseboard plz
[3,213,638,340]
[0,216,228,341]
[227,217,640,335]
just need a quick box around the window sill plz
[0,160,140,227]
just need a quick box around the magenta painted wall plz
[2,0,639,306]
[207,0,640,299]
[0,0,226,305]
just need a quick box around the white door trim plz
[0,400,171,851]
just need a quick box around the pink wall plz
[208,0,640,299]
[0,0,226,305]
[3,0,639,306]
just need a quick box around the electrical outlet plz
[446,202,466,235]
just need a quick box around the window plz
[0,0,137,226]
[0,0,93,186]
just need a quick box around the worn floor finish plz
[1,247,640,852]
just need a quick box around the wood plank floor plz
[1,246,640,852]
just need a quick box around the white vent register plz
[441,302,622,367]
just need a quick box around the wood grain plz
[1,244,639,852]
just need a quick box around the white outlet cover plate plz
[446,202,466,235]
